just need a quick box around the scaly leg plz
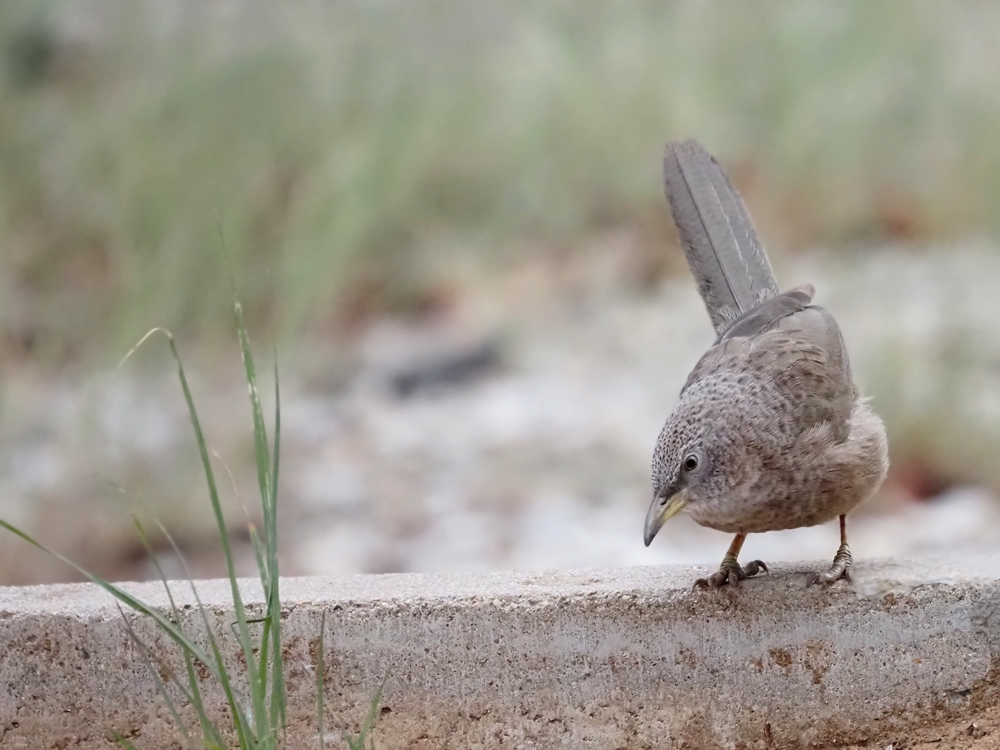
[694,533,769,589]
[808,515,852,585]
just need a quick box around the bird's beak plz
[643,488,689,547]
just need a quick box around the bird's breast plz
[686,400,888,534]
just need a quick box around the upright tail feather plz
[662,139,779,335]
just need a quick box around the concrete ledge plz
[2,556,1000,749]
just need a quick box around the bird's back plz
[683,324,852,441]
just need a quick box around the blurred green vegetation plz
[3,1,1000,364]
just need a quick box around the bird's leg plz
[694,533,769,589]
[808,515,852,585]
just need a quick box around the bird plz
[643,139,889,588]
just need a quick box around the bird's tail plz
[662,139,779,335]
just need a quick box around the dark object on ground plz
[390,338,502,398]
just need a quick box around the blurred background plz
[4,0,1000,586]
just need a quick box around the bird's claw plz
[694,557,768,590]
[807,543,852,586]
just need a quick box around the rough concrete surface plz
[2,555,1000,749]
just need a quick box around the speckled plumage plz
[646,140,889,587]
[651,323,888,534]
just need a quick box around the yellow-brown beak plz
[643,489,689,547]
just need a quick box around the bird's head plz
[644,391,739,546]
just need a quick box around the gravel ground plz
[2,242,1000,583]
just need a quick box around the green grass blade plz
[266,360,286,733]
[0,517,259,746]
[317,609,326,750]
[226,276,286,739]
[167,327,263,739]
[164,534,257,750]
[344,680,385,750]
[233,298,273,534]
[177,565,255,749]
[126,328,259,746]
[115,601,198,749]
[134,517,227,748]
[248,525,268,590]
[227,296,272,737]
[0,520,217,668]
[130,518,215,747]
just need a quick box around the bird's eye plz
[683,453,699,471]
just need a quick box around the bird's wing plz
[756,315,854,443]
[774,305,853,392]
[663,139,779,335]
[715,285,813,343]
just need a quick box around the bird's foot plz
[694,554,768,589]
[808,543,852,585]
